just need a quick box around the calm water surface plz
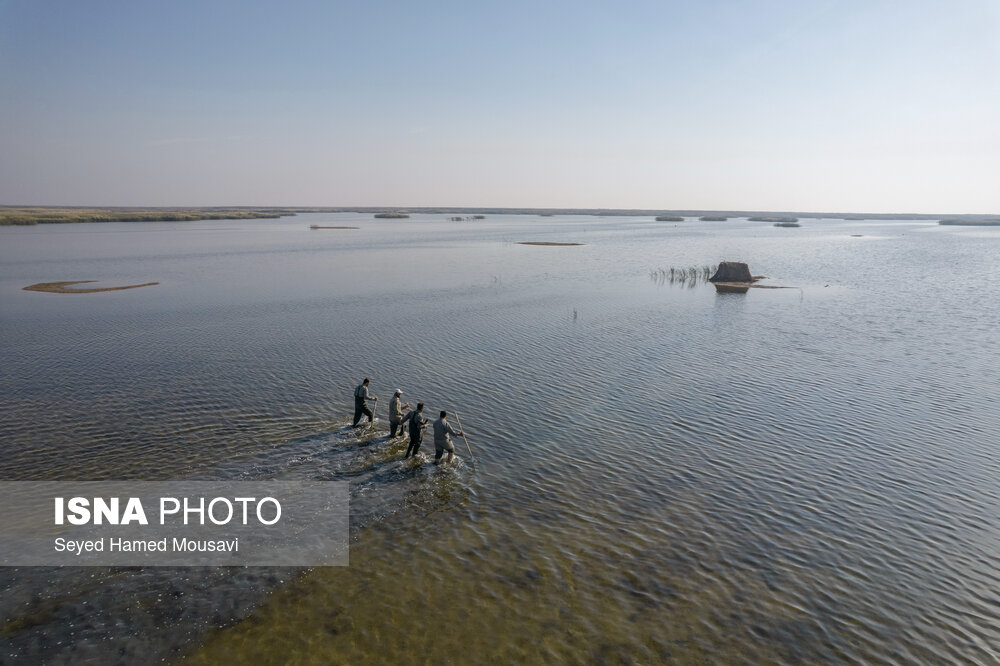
[1,214,999,664]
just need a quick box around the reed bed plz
[649,265,717,286]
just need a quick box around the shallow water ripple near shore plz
[1,215,999,663]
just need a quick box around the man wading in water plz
[352,378,377,427]
[400,402,429,458]
[432,411,464,464]
[388,389,409,437]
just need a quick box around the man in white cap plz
[388,389,410,438]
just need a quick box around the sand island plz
[23,280,160,294]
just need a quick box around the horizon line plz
[2,204,998,219]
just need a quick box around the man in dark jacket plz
[400,402,429,458]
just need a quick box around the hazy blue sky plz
[1,0,998,212]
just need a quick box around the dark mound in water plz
[710,262,753,283]
[708,262,780,293]
[656,216,685,221]
[374,212,409,219]
[699,216,728,221]
[24,280,159,294]
[773,221,801,227]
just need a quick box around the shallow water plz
[1,214,999,663]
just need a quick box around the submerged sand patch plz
[518,242,584,246]
[712,281,793,292]
[24,280,159,294]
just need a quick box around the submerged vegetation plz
[373,212,409,219]
[0,207,287,226]
[448,215,486,221]
[655,216,685,221]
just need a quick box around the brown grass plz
[518,242,584,246]
[23,280,159,294]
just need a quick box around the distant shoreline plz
[938,219,1000,226]
[2,205,997,226]
[0,207,293,226]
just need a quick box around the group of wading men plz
[352,378,464,464]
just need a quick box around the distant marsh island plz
[699,216,728,222]
[373,212,409,219]
[750,216,799,223]
[0,207,290,226]
[655,216,685,221]
[518,241,584,246]
[938,219,1000,226]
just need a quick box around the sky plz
[1,0,998,213]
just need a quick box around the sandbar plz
[518,242,584,246]
[24,280,159,294]
[712,282,792,291]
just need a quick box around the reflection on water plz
[1,214,999,663]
